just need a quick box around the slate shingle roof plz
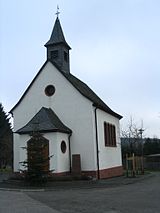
[16,107,72,134]
[61,70,122,119]
[45,17,71,49]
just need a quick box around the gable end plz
[10,60,122,119]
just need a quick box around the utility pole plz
[138,128,144,174]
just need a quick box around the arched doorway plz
[27,133,49,176]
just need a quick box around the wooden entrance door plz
[27,134,49,174]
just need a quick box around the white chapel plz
[11,15,123,179]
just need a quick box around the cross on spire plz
[55,5,60,18]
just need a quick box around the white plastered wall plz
[96,109,122,170]
[13,62,97,172]
[15,132,70,173]
[47,132,70,173]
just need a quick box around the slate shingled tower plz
[45,17,71,73]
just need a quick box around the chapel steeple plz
[45,12,71,74]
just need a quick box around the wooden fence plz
[125,153,144,177]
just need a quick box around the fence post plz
[126,153,128,177]
[132,153,136,177]
[141,156,144,175]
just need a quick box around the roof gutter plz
[94,106,100,180]
[68,132,72,173]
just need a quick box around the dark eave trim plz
[92,103,123,120]
[44,41,71,50]
[15,128,72,135]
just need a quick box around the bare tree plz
[121,117,145,157]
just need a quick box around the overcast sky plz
[0,0,160,138]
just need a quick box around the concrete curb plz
[0,172,155,192]
[0,187,45,192]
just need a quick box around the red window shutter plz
[107,125,109,146]
[104,122,107,146]
[104,122,117,147]
[113,125,116,146]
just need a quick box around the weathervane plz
[55,5,60,18]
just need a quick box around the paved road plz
[0,190,60,213]
[0,172,160,213]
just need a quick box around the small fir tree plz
[20,131,53,184]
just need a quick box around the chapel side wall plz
[13,134,20,172]
[45,133,58,173]
[45,132,70,173]
[13,134,29,172]
[12,62,97,172]
[13,132,70,174]
[96,109,122,170]
[56,133,70,173]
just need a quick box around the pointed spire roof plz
[45,17,71,49]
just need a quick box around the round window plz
[61,141,67,153]
[45,85,55,96]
